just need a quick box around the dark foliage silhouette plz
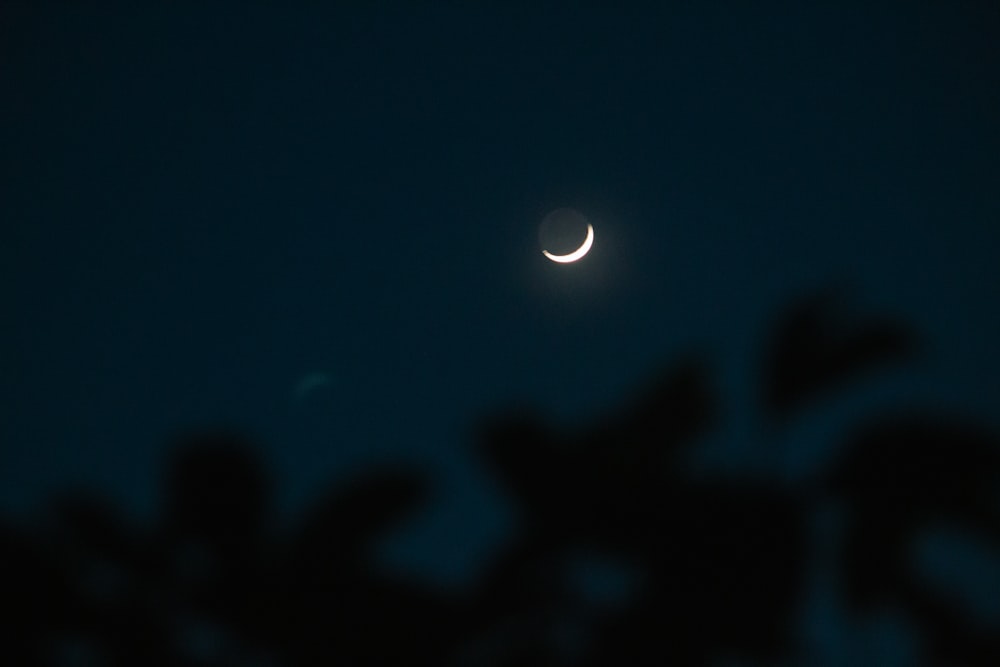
[826,417,1000,666]
[763,289,915,418]
[1,292,997,666]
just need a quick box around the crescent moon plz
[542,223,594,263]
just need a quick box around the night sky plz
[2,2,999,650]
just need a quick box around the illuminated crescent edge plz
[542,223,594,263]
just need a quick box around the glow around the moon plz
[542,223,594,263]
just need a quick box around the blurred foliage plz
[2,291,997,666]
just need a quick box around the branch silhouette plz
[1,291,996,666]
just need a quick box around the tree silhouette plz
[1,291,996,666]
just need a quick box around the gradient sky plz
[2,2,998,591]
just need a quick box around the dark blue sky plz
[2,2,998,591]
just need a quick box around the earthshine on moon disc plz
[539,208,594,263]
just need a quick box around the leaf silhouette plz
[827,415,1000,666]
[764,289,914,418]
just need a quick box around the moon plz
[542,222,594,263]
